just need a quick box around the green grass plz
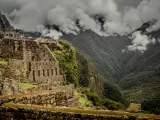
[79,97,93,107]
[76,88,125,110]
[75,90,93,107]
[0,58,8,65]
[2,103,160,119]
[127,103,140,112]
[103,98,125,110]
[18,83,38,90]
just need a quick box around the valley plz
[0,8,160,119]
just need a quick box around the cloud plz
[147,22,160,33]
[37,25,62,39]
[0,0,160,39]
[127,31,155,52]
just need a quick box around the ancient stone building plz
[0,30,66,86]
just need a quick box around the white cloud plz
[37,25,62,40]
[127,31,155,52]
[1,0,160,40]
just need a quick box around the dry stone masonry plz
[0,107,158,120]
[0,29,76,107]
[0,30,65,85]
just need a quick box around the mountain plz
[62,23,160,114]
[62,31,130,83]
[1,11,159,113]
[0,13,127,110]
[0,12,12,29]
[52,40,127,109]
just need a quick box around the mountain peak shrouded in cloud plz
[0,0,160,51]
[0,0,160,35]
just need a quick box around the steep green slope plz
[53,40,79,86]
[77,52,128,108]
[118,27,160,114]
[63,31,129,83]
[62,25,160,114]
[76,52,104,96]
[53,40,127,109]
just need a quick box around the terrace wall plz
[13,91,68,107]
[0,107,153,120]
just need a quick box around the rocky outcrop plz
[0,64,24,95]
[0,77,24,95]
[0,12,12,29]
[76,52,128,106]
[76,52,104,97]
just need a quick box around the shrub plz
[103,99,125,110]
[141,98,160,115]
[53,40,78,86]
[80,88,125,110]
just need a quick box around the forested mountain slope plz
[63,23,160,113]
[63,31,130,83]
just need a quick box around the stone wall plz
[0,36,67,85]
[13,91,68,107]
[9,59,27,80]
[0,38,24,59]
[0,31,75,109]
[25,43,66,85]
[1,90,75,107]
[0,84,75,107]
[0,77,24,95]
[0,64,25,95]
[36,84,75,99]
[0,107,154,120]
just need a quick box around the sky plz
[0,0,160,51]
[0,0,155,35]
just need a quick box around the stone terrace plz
[0,29,76,107]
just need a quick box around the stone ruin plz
[0,30,76,107]
[0,30,64,85]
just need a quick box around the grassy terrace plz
[2,103,160,119]
[0,58,8,65]
[18,83,38,90]
[0,90,56,100]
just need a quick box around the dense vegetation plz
[53,40,78,86]
[103,82,128,106]
[63,32,128,83]
[80,88,125,110]
[141,95,160,115]
[53,41,127,110]
[119,52,160,114]
[76,52,104,96]
[63,22,160,114]
[77,52,128,106]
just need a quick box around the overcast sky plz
[116,0,142,9]
[0,0,159,36]
[0,0,159,52]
